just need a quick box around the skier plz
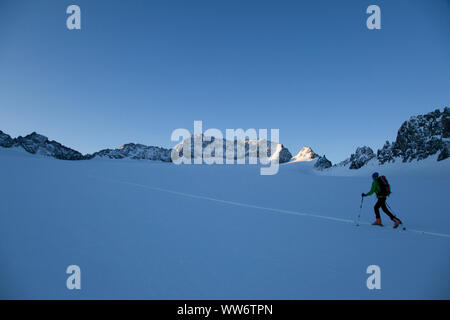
[362,172,402,228]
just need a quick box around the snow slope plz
[0,147,449,299]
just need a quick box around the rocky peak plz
[291,146,317,162]
[13,132,85,160]
[337,146,375,169]
[314,155,332,170]
[378,107,449,163]
[0,130,14,148]
[350,146,376,169]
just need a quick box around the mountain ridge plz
[335,107,449,170]
[1,107,448,169]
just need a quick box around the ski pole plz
[356,196,363,226]
[386,201,399,220]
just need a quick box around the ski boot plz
[372,218,383,226]
[393,217,402,229]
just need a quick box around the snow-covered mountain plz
[289,146,332,170]
[290,146,316,162]
[336,146,376,169]
[313,155,332,170]
[0,131,84,160]
[89,143,172,162]
[377,107,449,163]
[1,107,448,168]
[172,134,293,163]
[0,131,172,162]
[334,107,449,170]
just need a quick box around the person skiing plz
[362,172,402,228]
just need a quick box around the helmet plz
[372,172,379,179]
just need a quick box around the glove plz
[361,193,366,197]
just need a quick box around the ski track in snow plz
[88,175,450,240]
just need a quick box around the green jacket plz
[366,178,386,199]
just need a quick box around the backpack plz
[377,175,391,197]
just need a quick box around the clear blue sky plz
[1,0,449,163]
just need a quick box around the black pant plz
[374,198,396,220]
